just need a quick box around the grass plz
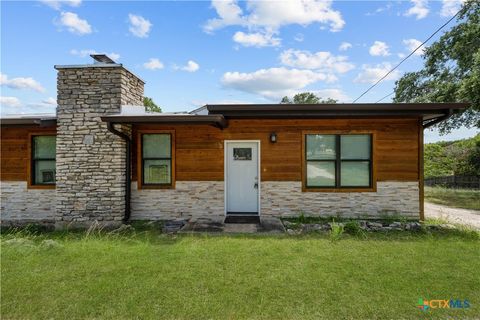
[1,227,479,319]
[425,187,480,211]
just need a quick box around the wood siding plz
[132,118,420,182]
[1,127,56,181]
[1,119,420,183]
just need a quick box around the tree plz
[393,0,480,133]
[424,134,480,178]
[143,97,162,113]
[280,92,337,104]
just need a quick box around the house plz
[0,56,467,228]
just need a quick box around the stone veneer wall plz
[261,181,420,219]
[131,181,224,220]
[0,182,55,225]
[55,65,143,228]
[130,181,419,220]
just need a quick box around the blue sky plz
[1,0,478,142]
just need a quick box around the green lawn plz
[1,229,479,319]
[425,187,480,211]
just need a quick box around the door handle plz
[254,182,258,189]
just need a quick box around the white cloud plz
[0,100,56,115]
[369,41,390,56]
[204,0,345,46]
[405,0,429,19]
[143,58,164,70]
[0,96,22,108]
[354,63,401,84]
[440,0,465,17]
[187,61,200,72]
[0,95,58,115]
[191,99,253,108]
[42,97,57,105]
[294,33,304,42]
[245,0,345,32]
[222,67,336,99]
[58,11,92,35]
[366,3,393,16]
[233,31,280,47]
[313,89,350,102]
[0,73,45,92]
[128,14,152,38]
[279,49,354,74]
[402,38,426,56]
[174,60,200,72]
[70,49,120,61]
[339,42,352,51]
[40,0,81,10]
[204,0,244,33]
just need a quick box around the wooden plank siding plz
[132,118,420,183]
[1,119,420,184]
[1,127,56,181]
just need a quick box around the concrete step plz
[223,223,259,233]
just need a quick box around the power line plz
[352,8,463,103]
[375,91,394,103]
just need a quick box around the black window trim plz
[31,135,56,186]
[141,133,173,186]
[305,134,373,189]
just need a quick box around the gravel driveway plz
[425,202,480,230]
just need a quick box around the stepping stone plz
[224,223,258,233]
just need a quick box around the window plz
[233,148,252,160]
[141,133,173,186]
[304,134,372,189]
[31,135,56,185]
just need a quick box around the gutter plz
[106,122,131,223]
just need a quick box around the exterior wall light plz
[270,132,277,143]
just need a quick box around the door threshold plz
[224,215,260,224]
[226,212,259,216]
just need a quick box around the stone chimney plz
[55,56,144,228]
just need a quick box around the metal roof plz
[0,114,57,127]
[205,103,469,123]
[1,103,469,129]
[101,114,228,129]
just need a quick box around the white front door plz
[225,141,259,214]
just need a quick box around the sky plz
[1,0,478,143]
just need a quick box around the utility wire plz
[375,91,394,103]
[352,8,463,103]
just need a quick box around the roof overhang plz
[0,116,57,127]
[206,103,469,126]
[100,114,228,129]
[1,103,469,130]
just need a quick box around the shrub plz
[329,221,344,242]
[344,221,361,235]
[298,212,307,224]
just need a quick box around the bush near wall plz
[424,134,480,179]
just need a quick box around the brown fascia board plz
[206,103,469,112]
[100,114,228,129]
[0,118,57,127]
[205,103,469,123]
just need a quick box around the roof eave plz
[205,102,469,112]
[100,115,228,129]
[0,118,57,127]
